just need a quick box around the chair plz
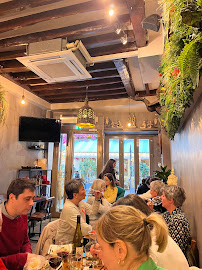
[186,237,199,267]
[116,186,125,201]
[29,197,55,239]
[35,219,59,256]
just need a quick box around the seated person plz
[0,179,37,270]
[161,185,190,254]
[55,179,102,244]
[103,173,118,204]
[147,180,166,213]
[138,176,160,200]
[136,177,150,194]
[95,204,168,270]
[87,179,111,227]
[113,194,189,270]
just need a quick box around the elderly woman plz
[87,179,111,227]
[114,194,189,270]
[147,180,166,213]
[161,185,190,254]
[95,205,168,270]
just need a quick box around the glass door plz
[72,134,98,194]
[105,135,157,194]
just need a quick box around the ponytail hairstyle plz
[96,205,168,259]
[104,173,116,188]
[99,159,116,179]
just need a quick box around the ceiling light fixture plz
[109,8,114,16]
[76,86,95,128]
[21,91,25,105]
[120,31,128,45]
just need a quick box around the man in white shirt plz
[55,179,101,244]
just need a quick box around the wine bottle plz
[73,215,83,257]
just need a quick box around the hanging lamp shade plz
[76,96,95,128]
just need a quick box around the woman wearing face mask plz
[96,205,168,270]
[103,173,118,204]
[87,179,111,227]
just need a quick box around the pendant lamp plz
[76,87,95,128]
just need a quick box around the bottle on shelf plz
[73,215,83,257]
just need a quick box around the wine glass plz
[48,256,62,269]
[85,230,100,267]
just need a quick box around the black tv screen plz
[19,116,61,142]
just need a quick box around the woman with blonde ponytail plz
[95,205,168,270]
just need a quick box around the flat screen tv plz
[19,116,61,142]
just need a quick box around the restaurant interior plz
[0,0,201,268]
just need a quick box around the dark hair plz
[104,173,116,187]
[65,179,84,199]
[7,178,35,200]
[114,194,152,216]
[145,176,160,186]
[99,159,116,179]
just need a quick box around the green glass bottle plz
[73,215,83,256]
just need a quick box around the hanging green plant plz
[0,84,8,125]
[159,0,202,140]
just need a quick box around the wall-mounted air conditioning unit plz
[17,39,93,83]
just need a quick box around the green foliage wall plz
[159,0,202,139]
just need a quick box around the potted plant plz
[154,165,171,184]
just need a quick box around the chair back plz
[44,197,55,214]
[28,202,37,217]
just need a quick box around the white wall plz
[171,92,202,266]
[0,76,48,193]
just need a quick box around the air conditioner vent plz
[17,40,92,83]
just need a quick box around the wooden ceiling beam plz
[48,93,128,103]
[0,14,130,49]
[125,0,147,47]
[87,61,115,72]
[36,84,125,96]
[16,79,46,85]
[0,50,26,61]
[0,66,29,73]
[45,89,127,100]
[11,71,39,79]
[0,0,65,17]
[113,59,135,97]
[89,42,137,57]
[30,77,122,91]
[0,0,125,34]
[145,83,150,95]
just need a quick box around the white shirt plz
[55,199,100,244]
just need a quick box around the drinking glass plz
[85,230,100,267]
[48,256,62,269]
[70,254,83,270]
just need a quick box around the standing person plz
[55,179,102,244]
[161,185,190,254]
[103,173,118,204]
[87,179,111,227]
[96,205,168,270]
[0,179,38,270]
[98,159,117,180]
